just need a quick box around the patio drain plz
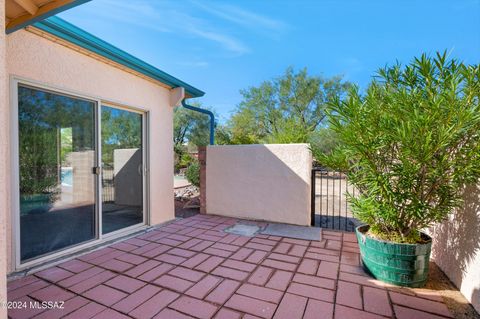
[261,223,322,241]
[224,223,261,237]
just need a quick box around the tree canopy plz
[174,103,213,148]
[172,67,351,170]
[227,67,351,144]
[173,103,215,171]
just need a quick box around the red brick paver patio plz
[7,214,454,319]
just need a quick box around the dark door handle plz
[92,167,101,175]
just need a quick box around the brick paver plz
[63,302,106,319]
[112,285,161,313]
[297,259,318,275]
[129,289,179,319]
[363,287,392,317]
[7,214,456,319]
[170,296,218,319]
[265,270,293,291]
[185,275,222,299]
[248,266,274,286]
[336,280,362,309]
[273,293,307,319]
[205,279,241,304]
[68,271,117,294]
[28,285,74,302]
[35,267,74,283]
[304,299,334,319]
[225,294,277,318]
[84,285,127,307]
[237,283,283,303]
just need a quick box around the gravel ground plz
[174,185,200,218]
[426,262,480,319]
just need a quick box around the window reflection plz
[18,85,96,261]
[101,106,143,234]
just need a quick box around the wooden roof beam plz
[13,0,39,15]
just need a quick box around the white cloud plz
[190,1,288,33]
[188,28,249,54]
[177,60,210,68]
[64,0,250,55]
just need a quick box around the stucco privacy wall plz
[1,0,9,315]
[206,144,312,226]
[5,30,175,271]
[430,185,480,314]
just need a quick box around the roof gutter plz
[182,100,215,145]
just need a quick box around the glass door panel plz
[101,106,144,234]
[18,85,96,262]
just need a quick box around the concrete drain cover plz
[261,223,321,241]
[224,224,260,237]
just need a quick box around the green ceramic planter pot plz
[355,225,432,288]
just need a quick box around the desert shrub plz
[179,153,194,168]
[185,160,200,187]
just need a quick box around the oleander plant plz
[315,51,480,244]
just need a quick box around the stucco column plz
[0,0,9,317]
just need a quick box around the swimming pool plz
[61,167,73,187]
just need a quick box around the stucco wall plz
[1,0,9,315]
[206,144,312,226]
[5,29,175,272]
[430,184,480,314]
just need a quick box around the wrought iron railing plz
[102,166,115,203]
[311,167,358,232]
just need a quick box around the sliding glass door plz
[18,85,97,262]
[101,106,144,234]
[17,83,146,264]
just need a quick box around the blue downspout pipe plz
[182,100,215,145]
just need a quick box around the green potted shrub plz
[315,52,480,287]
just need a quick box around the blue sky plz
[60,0,480,122]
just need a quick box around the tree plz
[174,103,213,148]
[309,127,339,162]
[214,124,233,145]
[228,67,351,144]
[173,103,215,171]
[18,86,95,196]
[102,106,142,165]
[316,52,480,243]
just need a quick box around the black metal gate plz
[102,165,115,203]
[310,167,358,231]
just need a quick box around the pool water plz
[61,167,73,187]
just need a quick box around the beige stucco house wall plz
[4,28,178,273]
[430,185,480,314]
[1,0,8,315]
[205,144,312,226]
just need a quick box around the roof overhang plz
[29,16,205,98]
[6,0,91,34]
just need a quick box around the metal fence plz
[310,167,358,232]
[102,166,115,203]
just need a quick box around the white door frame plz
[99,103,148,239]
[10,76,150,271]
